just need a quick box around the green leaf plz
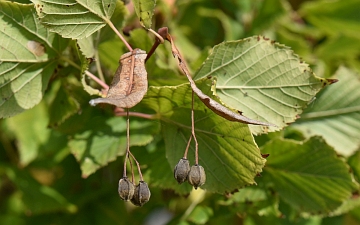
[299,0,360,38]
[293,67,360,156]
[0,2,68,118]
[68,115,160,177]
[5,101,50,166]
[5,166,76,214]
[194,36,333,135]
[143,144,193,195]
[187,206,213,225]
[262,136,357,213]
[48,80,81,127]
[142,78,266,194]
[32,0,117,39]
[348,150,360,183]
[133,0,156,29]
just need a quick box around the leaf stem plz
[106,19,133,52]
[95,31,106,82]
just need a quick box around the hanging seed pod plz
[174,158,191,184]
[131,181,151,206]
[118,177,135,201]
[188,164,206,189]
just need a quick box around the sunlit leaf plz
[262,136,357,213]
[194,36,335,135]
[293,67,360,156]
[0,2,68,118]
[133,0,156,29]
[32,0,117,39]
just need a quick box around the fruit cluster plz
[174,158,206,189]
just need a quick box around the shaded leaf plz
[142,78,266,194]
[262,136,357,213]
[187,206,213,225]
[6,166,76,214]
[32,0,117,39]
[194,36,335,134]
[68,116,159,177]
[293,67,360,156]
[143,144,193,195]
[5,101,49,166]
[299,0,360,38]
[48,80,81,127]
[0,2,68,118]
[89,49,148,108]
[133,0,156,29]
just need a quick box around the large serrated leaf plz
[194,36,334,135]
[68,115,159,177]
[0,2,68,118]
[293,67,360,156]
[262,136,357,213]
[32,0,117,39]
[133,0,156,29]
[142,78,266,194]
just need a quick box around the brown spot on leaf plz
[261,153,270,158]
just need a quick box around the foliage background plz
[1,0,360,224]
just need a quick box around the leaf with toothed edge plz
[32,0,117,39]
[194,35,337,135]
[141,77,266,194]
[0,2,69,118]
[293,67,360,157]
[261,136,357,213]
[133,0,156,29]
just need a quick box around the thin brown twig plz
[61,56,109,90]
[128,151,144,182]
[115,111,156,120]
[123,150,128,177]
[106,20,133,52]
[129,152,135,183]
[183,135,192,159]
[191,91,199,164]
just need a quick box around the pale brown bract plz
[89,48,148,108]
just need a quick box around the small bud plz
[131,181,151,206]
[188,164,206,189]
[174,158,190,184]
[118,177,135,201]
